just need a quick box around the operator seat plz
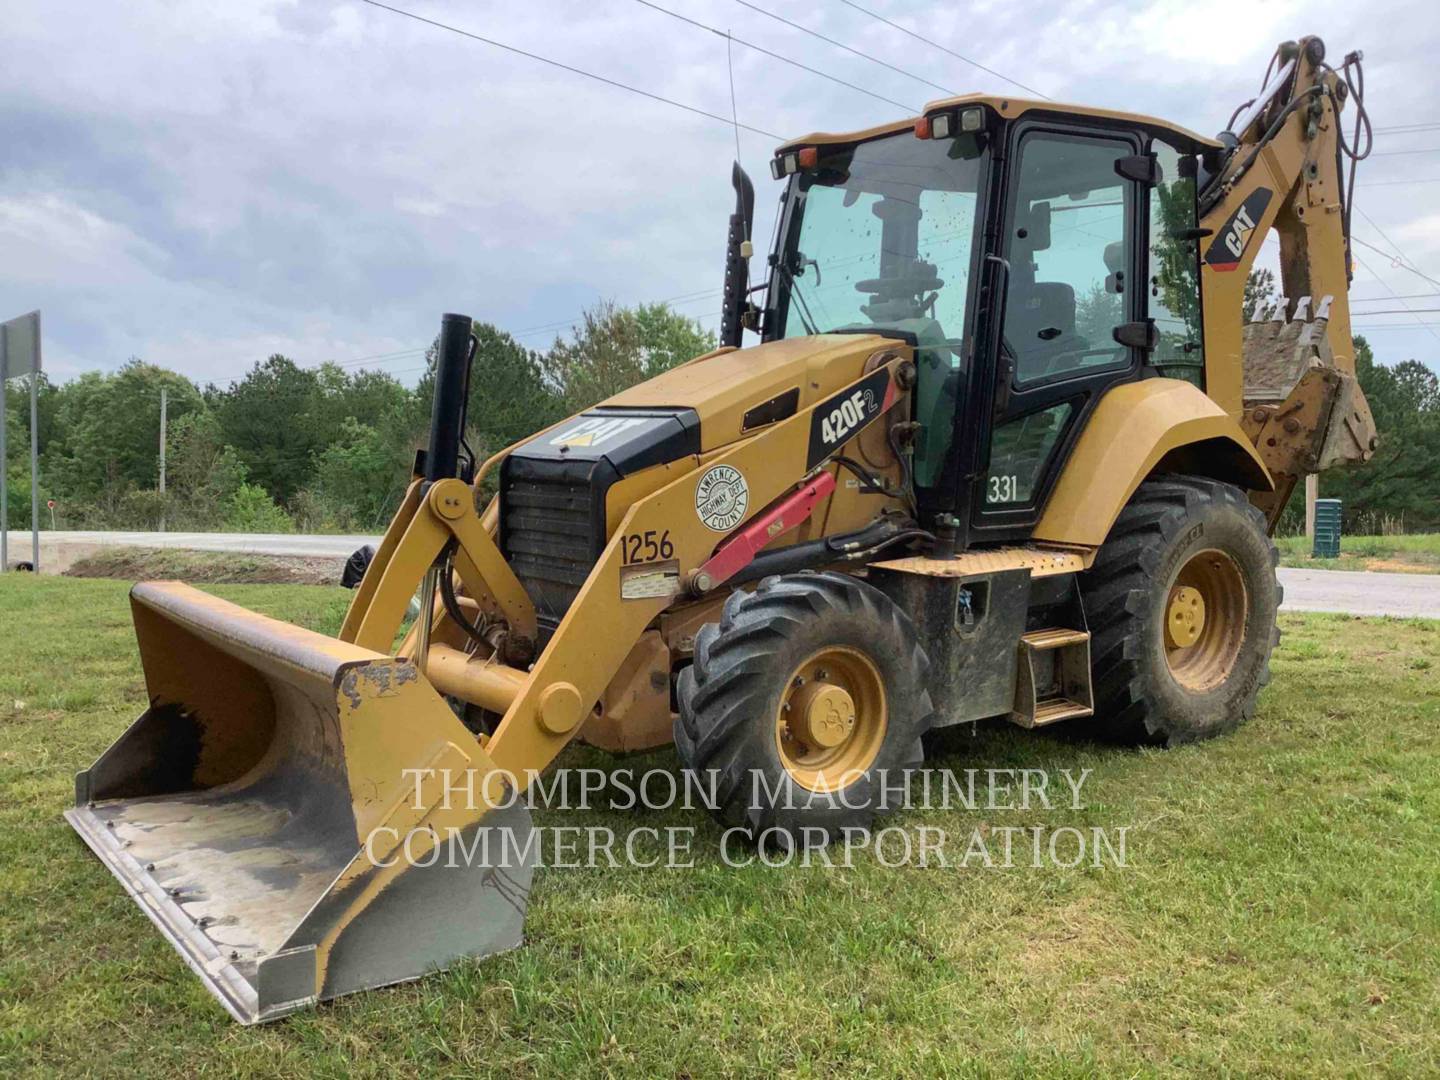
[1008,280,1077,381]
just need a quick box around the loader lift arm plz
[341,343,914,787]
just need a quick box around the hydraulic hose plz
[727,518,932,587]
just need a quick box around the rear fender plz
[1033,379,1271,548]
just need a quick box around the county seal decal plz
[695,465,748,532]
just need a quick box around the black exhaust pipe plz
[426,312,475,483]
[719,162,756,348]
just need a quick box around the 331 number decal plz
[622,529,675,564]
[987,474,1021,504]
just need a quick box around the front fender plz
[1033,379,1271,548]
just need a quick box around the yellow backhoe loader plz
[68,36,1377,1022]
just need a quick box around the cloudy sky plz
[2,0,1436,386]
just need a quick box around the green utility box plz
[1313,498,1342,559]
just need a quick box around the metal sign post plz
[1,310,42,573]
[31,329,39,569]
[159,387,167,532]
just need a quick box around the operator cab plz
[756,95,1217,547]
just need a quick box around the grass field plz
[2,577,1438,1076]
[1276,532,1440,574]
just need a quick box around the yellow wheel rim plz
[1165,549,1248,692]
[1165,585,1206,649]
[775,646,887,792]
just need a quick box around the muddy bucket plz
[65,581,534,1023]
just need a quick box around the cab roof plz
[776,92,1221,155]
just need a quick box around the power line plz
[328,347,427,369]
[1347,308,1440,315]
[326,291,726,380]
[732,0,957,99]
[726,32,743,163]
[355,0,782,139]
[1351,323,1440,330]
[381,308,726,379]
[632,0,915,112]
[1350,247,1440,345]
[364,363,429,379]
[216,345,426,383]
[313,269,1440,375]
[1372,122,1440,134]
[1370,147,1440,157]
[222,290,724,384]
[204,7,755,390]
[510,287,723,336]
[1353,211,1440,290]
[511,305,725,348]
[1357,178,1440,187]
[510,290,723,341]
[835,0,1050,100]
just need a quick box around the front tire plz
[675,572,933,845]
[1081,475,1281,746]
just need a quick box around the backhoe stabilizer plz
[66,581,535,1024]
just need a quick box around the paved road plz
[6,529,375,560]
[8,530,1440,619]
[1275,566,1440,619]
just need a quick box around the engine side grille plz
[499,407,700,636]
[501,469,599,628]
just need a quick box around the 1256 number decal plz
[622,529,675,564]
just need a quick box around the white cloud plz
[2,0,1436,383]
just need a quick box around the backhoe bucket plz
[65,582,535,1024]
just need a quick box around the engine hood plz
[498,332,903,629]
[503,331,900,483]
[596,333,898,451]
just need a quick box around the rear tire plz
[1080,475,1281,746]
[675,571,933,846]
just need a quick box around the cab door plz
[967,121,1147,542]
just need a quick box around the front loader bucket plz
[65,582,534,1024]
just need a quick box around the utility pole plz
[159,386,168,532]
[1305,473,1318,539]
[30,314,39,570]
[0,312,41,572]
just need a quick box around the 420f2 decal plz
[805,367,894,469]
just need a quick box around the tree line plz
[2,297,1437,535]
[1321,335,1440,532]
[2,302,715,534]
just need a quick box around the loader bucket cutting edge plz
[65,581,535,1024]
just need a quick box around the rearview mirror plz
[1019,200,1051,251]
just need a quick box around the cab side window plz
[1147,140,1205,385]
[1004,132,1132,385]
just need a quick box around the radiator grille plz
[501,472,598,628]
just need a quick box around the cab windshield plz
[771,129,986,492]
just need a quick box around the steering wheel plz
[854,271,945,298]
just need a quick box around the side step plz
[1010,628,1094,728]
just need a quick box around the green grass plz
[2,577,1439,1076]
[1276,532,1440,574]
